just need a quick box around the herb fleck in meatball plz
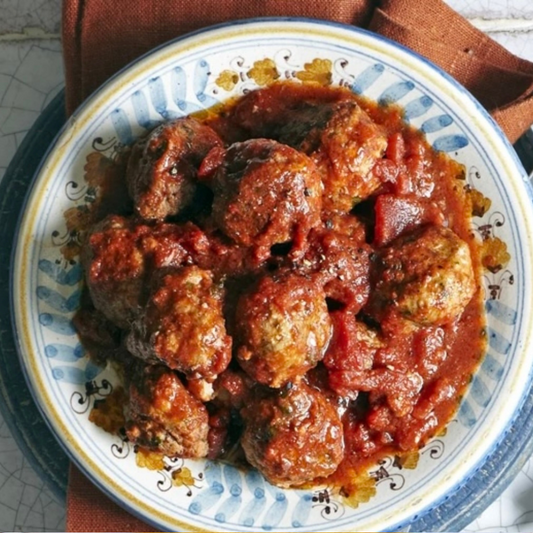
[241,382,344,487]
[125,266,231,379]
[236,272,332,388]
[125,365,209,457]
[126,117,222,221]
[208,138,322,260]
[371,225,476,326]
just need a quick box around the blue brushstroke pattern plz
[432,134,469,152]
[39,313,75,335]
[36,286,80,313]
[189,461,224,515]
[351,63,385,94]
[239,470,267,527]
[171,66,201,114]
[485,300,517,325]
[215,465,243,522]
[132,90,160,130]
[291,491,313,528]
[110,109,134,145]
[470,375,491,407]
[261,491,288,530]
[487,327,512,355]
[421,114,453,134]
[458,399,477,427]
[45,343,85,362]
[194,59,218,108]
[403,96,433,121]
[481,352,504,381]
[38,260,82,286]
[171,66,187,107]
[148,76,178,120]
[50,364,100,384]
[85,360,105,381]
[378,81,415,105]
[244,468,265,492]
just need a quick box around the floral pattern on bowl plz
[11,19,533,532]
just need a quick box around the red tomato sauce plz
[76,81,486,494]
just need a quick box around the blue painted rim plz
[65,16,528,183]
[7,17,533,532]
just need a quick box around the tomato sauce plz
[77,81,486,495]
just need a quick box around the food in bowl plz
[75,80,486,494]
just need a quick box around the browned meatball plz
[82,216,210,328]
[230,85,386,212]
[125,365,209,457]
[370,225,476,326]
[313,100,387,212]
[125,266,232,379]
[126,117,222,221]
[236,272,332,388]
[239,98,386,208]
[241,381,344,487]
[82,215,152,328]
[229,82,343,141]
[208,139,322,260]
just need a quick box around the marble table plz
[1,1,533,531]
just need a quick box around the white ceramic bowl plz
[11,18,533,532]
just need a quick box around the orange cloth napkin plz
[67,465,152,531]
[62,0,533,530]
[63,0,533,142]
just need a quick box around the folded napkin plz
[62,0,533,530]
[67,464,152,531]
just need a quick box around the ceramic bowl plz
[11,18,533,532]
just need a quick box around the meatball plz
[236,272,332,388]
[82,215,151,328]
[241,381,344,487]
[125,365,209,457]
[208,139,322,260]
[230,82,342,141]
[371,225,476,326]
[125,266,232,379]
[126,117,222,221]
[313,100,387,212]
[231,86,386,212]
[82,216,210,328]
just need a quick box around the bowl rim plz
[9,16,533,532]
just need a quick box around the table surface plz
[1,1,533,531]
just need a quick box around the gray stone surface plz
[0,0,60,35]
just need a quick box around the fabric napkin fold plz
[62,0,533,530]
[63,0,533,142]
[67,464,152,531]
